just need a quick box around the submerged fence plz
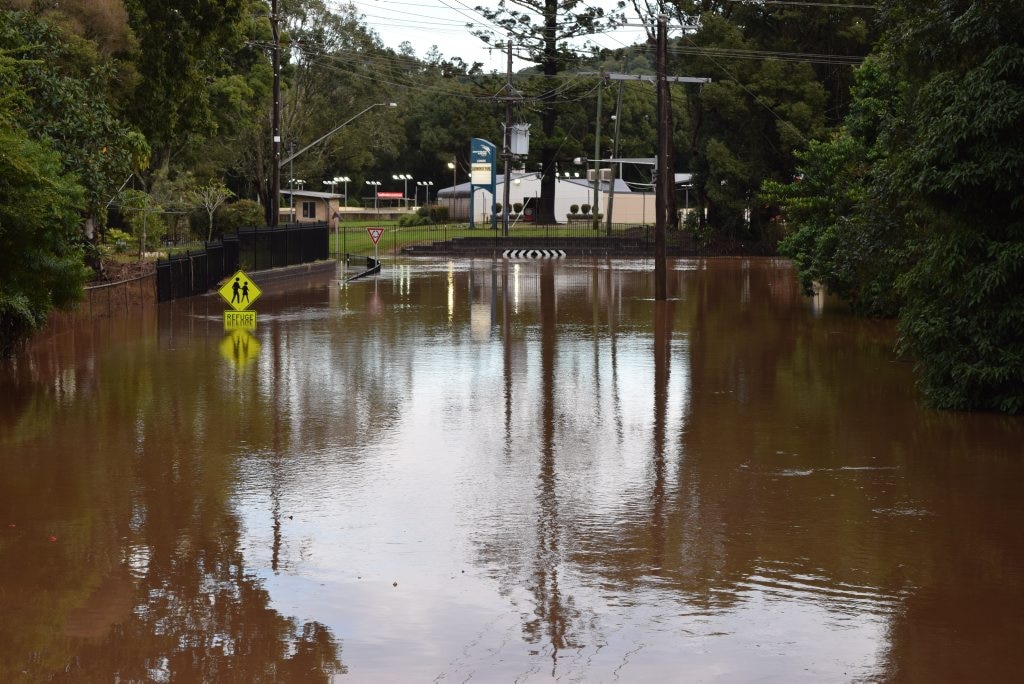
[156,222,329,302]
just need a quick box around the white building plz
[436,171,660,225]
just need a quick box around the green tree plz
[766,2,1024,413]
[883,2,1024,413]
[216,199,266,233]
[473,0,625,223]
[277,0,404,189]
[681,12,828,238]
[0,54,89,357]
[122,0,248,170]
[761,57,909,317]
[0,9,150,254]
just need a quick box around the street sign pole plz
[367,227,384,266]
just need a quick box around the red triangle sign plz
[367,227,384,245]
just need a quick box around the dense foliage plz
[766,2,1024,413]
[886,3,1024,413]
[0,51,88,356]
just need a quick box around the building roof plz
[280,189,342,199]
[437,173,632,197]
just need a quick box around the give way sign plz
[367,227,384,245]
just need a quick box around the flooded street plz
[1,257,1021,682]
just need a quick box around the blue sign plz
[470,138,497,229]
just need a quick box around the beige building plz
[279,189,343,227]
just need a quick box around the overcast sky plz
[348,0,653,72]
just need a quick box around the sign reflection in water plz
[1,258,1022,681]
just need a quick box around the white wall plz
[444,176,657,225]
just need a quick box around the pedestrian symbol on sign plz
[219,270,262,312]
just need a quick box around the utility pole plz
[605,78,623,236]
[502,38,513,238]
[592,75,603,232]
[270,0,281,227]
[655,13,668,301]
[582,71,710,238]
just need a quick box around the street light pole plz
[270,0,281,226]
[335,176,350,207]
[288,140,296,223]
[417,181,433,206]
[393,174,411,208]
[366,180,381,211]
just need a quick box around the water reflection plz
[0,297,342,680]
[2,258,1022,681]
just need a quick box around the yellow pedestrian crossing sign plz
[219,270,262,311]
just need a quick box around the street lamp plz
[366,180,381,211]
[288,140,297,223]
[334,176,351,207]
[417,180,434,206]
[393,173,411,207]
[294,179,306,220]
[288,177,305,220]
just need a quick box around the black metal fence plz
[156,222,329,302]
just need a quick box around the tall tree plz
[0,52,89,357]
[474,0,625,223]
[765,1,1024,413]
[0,9,149,268]
[882,1,1024,413]
[648,1,873,238]
[761,55,908,317]
[683,12,828,237]
[122,0,248,171]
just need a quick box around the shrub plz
[513,202,523,213]
[428,204,448,222]
[104,228,134,254]
[217,199,265,233]
[581,203,591,215]
[570,204,580,215]
[399,212,433,227]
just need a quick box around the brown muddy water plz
[1,257,1021,682]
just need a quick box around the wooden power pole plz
[655,13,668,301]
[270,0,281,227]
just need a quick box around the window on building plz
[302,201,316,219]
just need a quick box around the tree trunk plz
[534,0,560,225]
